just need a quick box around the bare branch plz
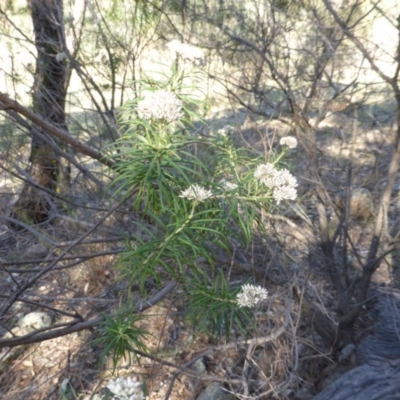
[0,92,115,168]
[322,0,396,86]
[0,281,177,348]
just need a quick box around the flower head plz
[279,136,298,149]
[217,125,233,136]
[272,185,298,203]
[254,163,298,204]
[254,163,278,188]
[179,184,213,202]
[137,90,183,123]
[167,40,205,66]
[106,377,143,400]
[273,169,298,188]
[236,284,268,308]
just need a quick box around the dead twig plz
[0,281,177,348]
[163,294,293,400]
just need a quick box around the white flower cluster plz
[106,377,144,400]
[217,125,233,136]
[137,90,183,123]
[254,163,298,204]
[180,184,213,202]
[236,284,268,308]
[279,136,298,149]
[167,40,206,66]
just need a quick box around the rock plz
[336,188,374,221]
[356,288,400,364]
[22,243,48,260]
[314,287,400,400]
[196,382,234,400]
[192,358,207,374]
[2,312,52,344]
[18,311,51,332]
[338,343,356,363]
[313,361,400,400]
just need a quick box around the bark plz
[12,0,68,224]
[314,361,400,400]
[314,288,400,400]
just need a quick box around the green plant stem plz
[273,148,287,165]
[142,202,197,267]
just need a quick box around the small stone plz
[196,382,234,400]
[18,312,51,331]
[192,358,206,374]
[336,188,374,221]
[22,243,48,260]
[338,343,356,363]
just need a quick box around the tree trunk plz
[12,0,68,225]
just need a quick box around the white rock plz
[18,312,51,331]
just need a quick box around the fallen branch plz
[0,92,115,168]
[0,281,177,348]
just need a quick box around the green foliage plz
[106,54,295,340]
[118,203,225,290]
[0,120,29,155]
[185,270,254,340]
[92,312,149,372]
[106,0,161,29]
